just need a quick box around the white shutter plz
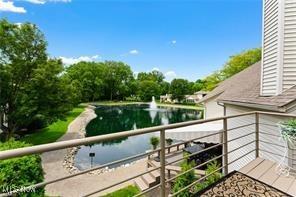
[261,0,281,96]
[283,0,296,91]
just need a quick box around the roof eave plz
[197,91,224,104]
[218,100,287,113]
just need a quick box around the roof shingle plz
[199,61,296,111]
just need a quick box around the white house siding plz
[225,104,292,172]
[224,105,256,172]
[261,0,296,94]
[204,95,224,119]
[261,0,280,96]
[259,113,291,170]
[283,0,296,91]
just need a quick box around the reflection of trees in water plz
[85,105,200,146]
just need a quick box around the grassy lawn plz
[156,102,204,110]
[88,101,204,110]
[103,185,140,197]
[88,101,146,106]
[21,106,85,145]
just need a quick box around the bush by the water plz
[0,140,44,196]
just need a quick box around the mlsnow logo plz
[1,185,36,195]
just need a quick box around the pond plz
[74,104,201,170]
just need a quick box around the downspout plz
[217,102,226,116]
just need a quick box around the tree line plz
[65,62,203,103]
[0,19,261,139]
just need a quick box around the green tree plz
[193,79,206,92]
[188,82,196,94]
[65,61,135,102]
[203,71,222,91]
[220,48,261,80]
[65,62,106,102]
[0,19,74,139]
[202,48,261,91]
[137,70,164,83]
[170,79,190,102]
[104,61,134,100]
[137,80,161,101]
[160,81,170,95]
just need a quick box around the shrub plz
[0,140,44,196]
[166,138,173,146]
[150,136,160,150]
[195,160,223,192]
[26,115,48,131]
[279,119,296,142]
[172,155,196,197]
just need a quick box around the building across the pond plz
[160,91,208,104]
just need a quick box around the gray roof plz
[199,61,296,111]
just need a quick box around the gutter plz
[283,101,296,113]
[218,100,286,113]
[217,102,226,116]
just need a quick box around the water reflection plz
[75,104,200,170]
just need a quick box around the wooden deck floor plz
[239,157,296,196]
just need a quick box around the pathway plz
[41,106,146,197]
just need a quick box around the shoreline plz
[41,105,148,196]
[62,105,147,175]
[86,101,204,110]
[62,105,95,174]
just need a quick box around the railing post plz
[223,117,228,175]
[255,112,260,158]
[160,129,166,197]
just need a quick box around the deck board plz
[287,179,296,196]
[239,157,264,174]
[247,159,274,179]
[272,175,295,192]
[259,164,280,185]
[240,158,296,195]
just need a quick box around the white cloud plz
[121,49,140,57]
[15,22,23,26]
[171,40,177,44]
[59,54,101,65]
[0,0,71,14]
[0,0,26,13]
[165,71,177,82]
[152,67,160,72]
[129,49,139,55]
[24,0,45,4]
[23,0,71,4]
[49,0,71,2]
[91,55,99,59]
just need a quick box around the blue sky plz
[0,0,262,81]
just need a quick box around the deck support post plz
[223,117,228,175]
[255,112,260,158]
[160,129,166,197]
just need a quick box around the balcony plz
[0,111,296,196]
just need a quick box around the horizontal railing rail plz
[0,111,256,160]
[1,110,296,197]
